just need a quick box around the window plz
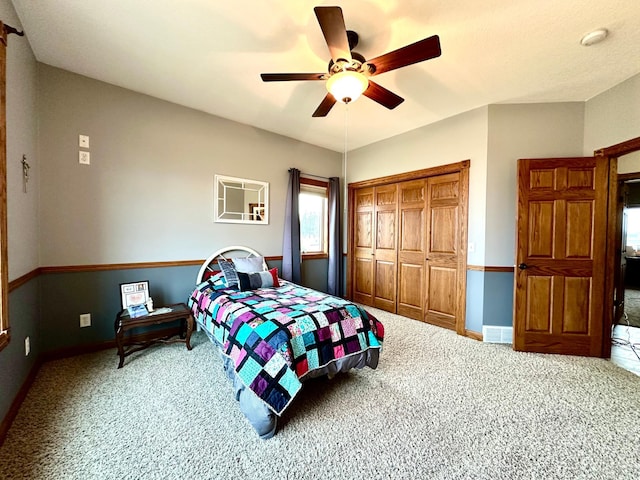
[626,207,640,250]
[299,178,328,256]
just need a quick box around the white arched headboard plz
[196,245,268,284]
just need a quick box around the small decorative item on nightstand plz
[127,303,148,318]
[120,280,150,310]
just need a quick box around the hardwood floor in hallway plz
[611,324,640,376]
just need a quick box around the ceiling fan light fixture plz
[326,70,368,104]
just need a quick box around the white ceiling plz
[11,0,640,153]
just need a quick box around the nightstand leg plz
[186,314,194,351]
[116,327,125,368]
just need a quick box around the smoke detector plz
[580,28,608,46]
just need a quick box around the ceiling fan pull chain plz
[344,103,349,165]
[343,103,349,215]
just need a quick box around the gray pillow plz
[232,256,265,273]
[218,260,239,287]
[237,268,280,291]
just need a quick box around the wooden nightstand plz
[114,302,194,368]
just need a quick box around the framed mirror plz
[214,174,269,224]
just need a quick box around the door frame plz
[601,136,640,357]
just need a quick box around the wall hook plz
[21,154,30,193]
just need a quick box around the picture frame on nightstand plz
[120,280,150,309]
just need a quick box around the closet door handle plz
[518,263,528,270]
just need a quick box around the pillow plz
[205,271,228,289]
[218,260,239,287]
[237,268,280,291]
[232,256,265,273]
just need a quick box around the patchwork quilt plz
[189,278,384,415]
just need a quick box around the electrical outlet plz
[79,134,90,148]
[25,336,30,356]
[468,242,475,253]
[80,313,91,328]
[79,151,90,165]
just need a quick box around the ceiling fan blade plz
[261,73,327,82]
[312,93,337,117]
[363,81,404,110]
[314,6,352,64]
[366,35,441,76]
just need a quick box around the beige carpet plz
[1,307,639,479]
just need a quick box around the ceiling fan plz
[260,6,441,117]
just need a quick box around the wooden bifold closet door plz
[372,184,398,311]
[397,179,427,320]
[348,163,468,333]
[423,173,461,330]
[351,184,399,311]
[352,187,375,306]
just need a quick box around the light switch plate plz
[79,151,90,165]
[80,313,91,328]
[79,134,90,148]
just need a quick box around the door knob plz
[518,263,528,270]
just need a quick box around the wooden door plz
[373,184,398,312]
[514,157,608,356]
[351,187,375,306]
[397,179,427,320]
[424,173,461,330]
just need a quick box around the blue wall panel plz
[483,271,515,327]
[465,270,485,333]
[39,265,200,353]
[38,258,325,354]
[0,279,41,422]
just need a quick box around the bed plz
[188,246,384,438]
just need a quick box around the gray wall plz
[348,106,489,267]
[618,152,640,175]
[0,0,40,426]
[485,102,584,266]
[481,102,584,328]
[37,64,342,266]
[583,73,640,155]
[33,65,343,353]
